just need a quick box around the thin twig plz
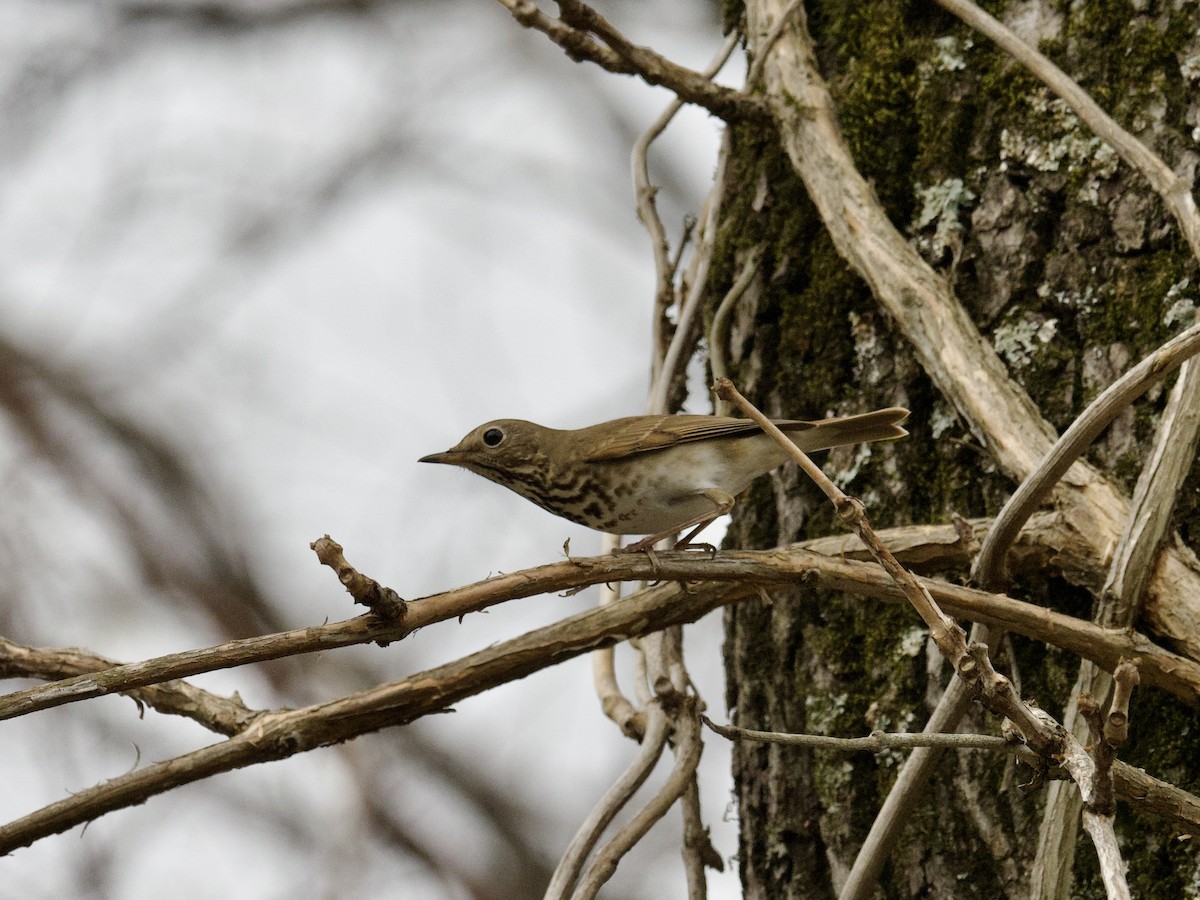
[703,716,1011,751]
[635,33,740,387]
[715,378,977,679]
[311,535,406,620]
[713,375,1140,894]
[645,130,732,416]
[714,378,1070,750]
[627,625,705,893]
[839,676,977,896]
[572,700,704,899]
[708,249,762,416]
[0,636,260,736]
[591,532,644,738]
[680,774,723,896]
[545,704,670,899]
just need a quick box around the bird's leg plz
[673,490,735,554]
[617,489,735,555]
[674,519,719,556]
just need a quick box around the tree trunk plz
[717,0,1200,896]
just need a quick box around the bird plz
[420,408,909,552]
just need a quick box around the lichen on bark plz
[715,1,1200,896]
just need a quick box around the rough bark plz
[717,0,1200,896]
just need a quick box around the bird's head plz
[420,419,553,497]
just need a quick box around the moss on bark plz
[718,1,1200,896]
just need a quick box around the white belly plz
[594,438,787,535]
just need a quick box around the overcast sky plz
[1,2,749,897]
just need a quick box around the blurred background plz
[0,1,744,897]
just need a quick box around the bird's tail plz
[782,408,909,452]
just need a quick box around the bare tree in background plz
[4,2,1200,900]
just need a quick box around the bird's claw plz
[610,540,663,578]
[673,540,718,559]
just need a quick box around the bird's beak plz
[419,450,461,465]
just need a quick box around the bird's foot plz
[613,534,662,555]
[673,539,718,559]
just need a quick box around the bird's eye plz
[483,427,505,447]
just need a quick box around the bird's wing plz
[583,416,814,461]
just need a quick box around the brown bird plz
[420,409,909,551]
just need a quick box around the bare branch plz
[0,584,715,854]
[7,542,1200,725]
[645,131,732,416]
[5,546,1199,852]
[636,32,739,392]
[974,319,1200,587]
[591,535,644,740]
[705,708,1200,837]
[572,698,704,899]
[1105,661,1139,750]
[786,555,1200,702]
[0,636,259,737]
[546,704,670,899]
[493,0,766,123]
[1073,661,1143,898]
[718,378,991,703]
[311,535,406,620]
[709,249,762,416]
[703,717,1011,752]
[1104,343,1200,616]
[737,4,1200,891]
[610,61,743,887]
[716,376,1144,893]
[680,774,723,895]
[1106,757,1200,835]
[1082,810,1132,900]
[1034,341,1200,893]
[840,676,976,897]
